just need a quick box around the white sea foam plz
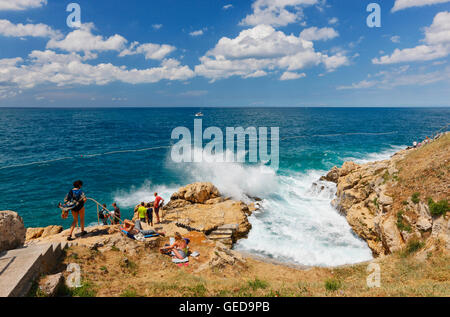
[113,180,178,208]
[345,145,406,164]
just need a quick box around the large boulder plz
[164,200,251,237]
[320,166,340,183]
[170,182,220,204]
[0,211,26,252]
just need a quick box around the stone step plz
[0,242,66,297]
[0,246,47,297]
[209,237,233,242]
[209,231,233,237]
[216,224,239,230]
[208,233,233,239]
[210,229,234,234]
[208,231,233,238]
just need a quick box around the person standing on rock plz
[137,202,148,223]
[153,192,164,224]
[146,203,153,226]
[112,202,121,224]
[65,180,87,241]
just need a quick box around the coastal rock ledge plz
[322,132,450,257]
[163,182,253,247]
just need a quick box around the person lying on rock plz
[160,232,188,259]
[122,219,165,241]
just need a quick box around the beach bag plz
[66,189,85,211]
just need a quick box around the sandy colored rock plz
[42,225,63,238]
[339,161,360,177]
[39,273,63,297]
[324,132,450,256]
[320,166,340,183]
[26,227,45,241]
[196,241,247,273]
[380,215,404,253]
[26,225,63,241]
[171,182,220,204]
[415,202,433,232]
[164,200,251,238]
[0,211,26,252]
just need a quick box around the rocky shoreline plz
[1,133,448,297]
[320,132,449,257]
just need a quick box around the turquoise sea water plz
[1,107,449,266]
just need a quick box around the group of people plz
[59,181,163,241]
[59,181,189,260]
[99,202,121,225]
[134,193,164,226]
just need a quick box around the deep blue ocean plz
[1,107,449,266]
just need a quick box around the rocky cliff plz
[321,132,449,256]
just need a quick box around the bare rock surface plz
[39,273,63,297]
[323,132,449,256]
[0,211,26,252]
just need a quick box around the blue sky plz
[0,0,449,107]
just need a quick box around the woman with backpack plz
[64,180,87,241]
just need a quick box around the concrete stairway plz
[0,241,70,297]
[207,224,239,248]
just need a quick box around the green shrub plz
[428,198,449,217]
[396,211,412,232]
[120,287,138,297]
[187,284,207,297]
[402,239,425,257]
[324,278,341,291]
[248,278,269,290]
[69,281,97,297]
[382,171,390,183]
[411,192,420,204]
[373,198,379,208]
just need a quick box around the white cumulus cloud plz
[195,24,348,81]
[338,65,450,89]
[240,0,318,27]
[119,41,176,60]
[189,29,204,37]
[46,23,127,56]
[0,19,61,38]
[373,11,450,64]
[392,0,450,12]
[280,71,306,80]
[0,50,195,95]
[300,27,339,41]
[0,0,46,11]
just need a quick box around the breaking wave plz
[115,145,407,266]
